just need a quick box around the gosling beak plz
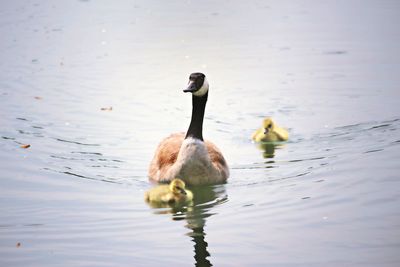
[178,187,187,195]
[264,128,269,134]
[183,80,197,93]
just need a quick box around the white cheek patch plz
[193,78,209,97]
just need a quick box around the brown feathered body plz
[148,132,229,185]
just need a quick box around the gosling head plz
[262,117,275,134]
[183,72,209,97]
[169,178,187,196]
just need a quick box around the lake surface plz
[1,0,400,266]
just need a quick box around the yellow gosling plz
[252,117,289,142]
[145,178,193,205]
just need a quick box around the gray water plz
[1,0,400,266]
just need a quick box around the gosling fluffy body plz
[252,117,289,142]
[145,178,193,204]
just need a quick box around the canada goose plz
[145,178,193,204]
[252,117,289,142]
[148,73,229,185]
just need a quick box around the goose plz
[252,117,289,142]
[145,178,193,204]
[148,73,229,185]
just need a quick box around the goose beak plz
[183,81,197,93]
[264,128,269,134]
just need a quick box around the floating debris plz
[34,96,42,100]
[100,107,113,111]
[20,144,31,149]
[16,242,21,248]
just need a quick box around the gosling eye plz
[268,124,272,128]
[176,187,187,195]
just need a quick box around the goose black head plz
[183,72,209,97]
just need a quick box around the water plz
[1,0,400,266]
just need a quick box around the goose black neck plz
[185,92,208,141]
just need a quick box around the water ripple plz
[54,138,101,147]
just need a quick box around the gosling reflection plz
[256,142,286,159]
[145,183,227,267]
[257,142,277,158]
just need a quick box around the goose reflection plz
[145,184,227,267]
